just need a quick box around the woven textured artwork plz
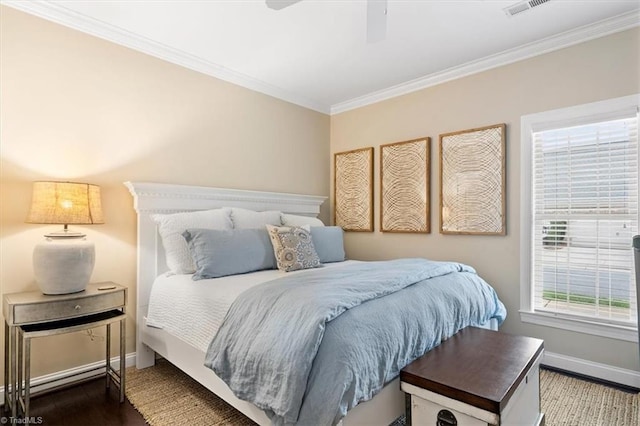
[440,124,506,235]
[380,138,430,233]
[334,147,374,231]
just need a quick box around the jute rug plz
[126,360,639,426]
[540,369,639,425]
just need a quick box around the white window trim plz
[520,94,640,343]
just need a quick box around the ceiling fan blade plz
[265,0,303,11]
[367,0,387,43]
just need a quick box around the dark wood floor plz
[3,377,147,426]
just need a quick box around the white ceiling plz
[4,1,640,114]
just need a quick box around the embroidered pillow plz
[266,225,321,272]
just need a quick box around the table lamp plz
[26,181,104,294]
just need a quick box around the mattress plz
[146,260,359,352]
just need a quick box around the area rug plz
[126,360,254,426]
[540,369,639,425]
[126,360,639,426]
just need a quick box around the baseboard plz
[542,351,640,390]
[1,350,637,405]
[0,352,136,405]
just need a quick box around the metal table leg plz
[23,331,31,419]
[106,323,111,390]
[9,324,16,418]
[4,322,11,415]
[120,317,126,403]
[17,327,23,417]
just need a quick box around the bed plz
[125,181,506,426]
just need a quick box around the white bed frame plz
[124,181,407,425]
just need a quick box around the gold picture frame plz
[439,124,506,235]
[380,137,430,233]
[334,147,374,232]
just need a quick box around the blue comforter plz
[205,259,506,425]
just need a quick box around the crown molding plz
[3,2,638,116]
[1,0,330,114]
[330,10,640,115]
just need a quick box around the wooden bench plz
[400,327,545,426]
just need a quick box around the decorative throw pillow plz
[229,207,282,229]
[281,213,325,228]
[266,225,321,272]
[310,226,346,263]
[183,228,277,280]
[152,208,233,274]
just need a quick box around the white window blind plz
[532,115,639,327]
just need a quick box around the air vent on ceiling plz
[504,0,551,17]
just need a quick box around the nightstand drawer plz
[11,291,125,325]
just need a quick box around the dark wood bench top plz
[400,327,544,414]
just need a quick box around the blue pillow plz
[183,228,277,280]
[310,226,346,263]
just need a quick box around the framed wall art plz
[380,137,430,233]
[439,123,506,235]
[334,147,374,232]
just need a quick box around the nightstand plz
[3,282,127,418]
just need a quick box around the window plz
[521,95,639,341]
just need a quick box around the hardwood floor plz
[2,377,147,426]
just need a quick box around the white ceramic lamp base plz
[33,236,95,295]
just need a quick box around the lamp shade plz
[26,181,104,226]
[27,181,104,295]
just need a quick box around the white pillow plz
[281,213,325,227]
[152,208,232,274]
[229,207,282,229]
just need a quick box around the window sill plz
[519,310,638,343]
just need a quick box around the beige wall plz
[0,6,329,380]
[1,4,638,385]
[331,28,640,371]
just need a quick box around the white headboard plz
[124,181,327,367]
